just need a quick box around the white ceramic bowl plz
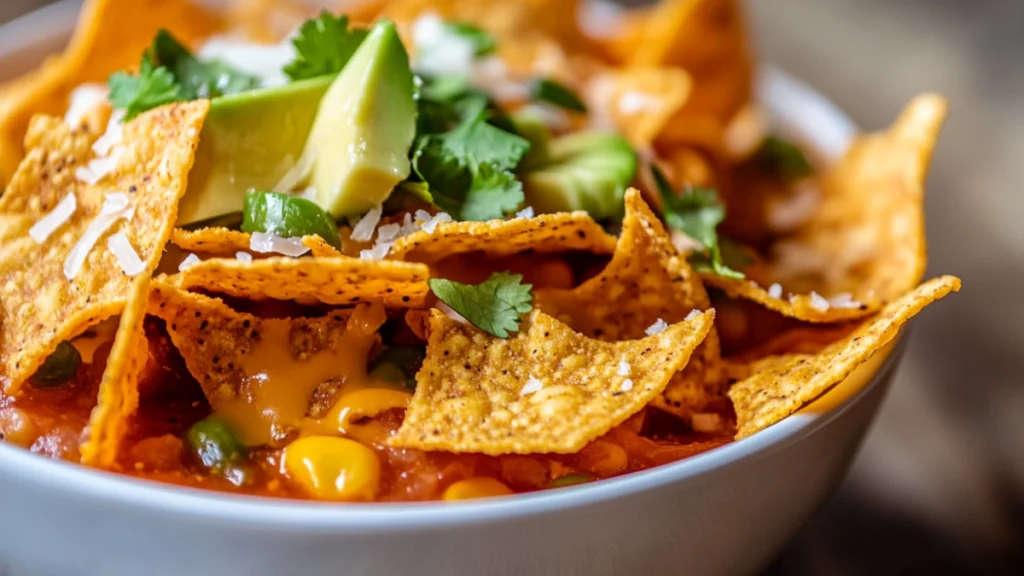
[0,4,895,576]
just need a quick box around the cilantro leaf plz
[652,166,744,279]
[147,29,258,99]
[412,109,529,221]
[442,22,496,56]
[529,78,587,113]
[755,135,814,180]
[429,272,533,338]
[108,59,183,120]
[283,12,368,81]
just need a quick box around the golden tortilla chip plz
[536,189,721,420]
[729,275,960,438]
[149,282,387,445]
[167,256,430,308]
[79,275,151,467]
[226,0,387,41]
[704,95,949,322]
[389,212,616,263]
[586,67,692,148]
[170,227,341,258]
[627,0,753,125]
[390,308,714,454]
[0,101,208,393]
[0,0,220,187]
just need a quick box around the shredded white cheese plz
[235,251,253,263]
[29,193,77,244]
[436,301,469,324]
[249,231,310,257]
[768,282,784,299]
[618,91,659,115]
[375,222,403,243]
[75,146,124,185]
[514,206,536,219]
[520,375,544,396]
[92,109,125,156]
[197,36,295,88]
[350,205,383,242]
[645,318,669,336]
[419,211,452,234]
[63,193,132,280]
[767,182,821,232]
[685,309,701,321]
[617,358,631,377]
[809,291,831,312]
[359,242,394,261]
[828,292,862,309]
[412,12,477,77]
[178,253,201,271]
[619,378,634,392]
[64,84,108,128]
[106,232,146,276]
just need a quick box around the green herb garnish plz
[755,135,814,180]
[442,21,497,56]
[530,78,587,113]
[108,59,183,120]
[428,272,533,338]
[283,12,369,81]
[29,341,81,388]
[242,190,342,250]
[652,166,744,279]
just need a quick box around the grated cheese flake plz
[809,291,831,312]
[234,251,253,263]
[359,241,393,261]
[106,231,146,276]
[64,84,108,127]
[249,231,310,257]
[515,206,536,219]
[620,378,634,392]
[768,282,784,299]
[350,205,383,242]
[29,193,77,244]
[645,318,669,336]
[520,375,544,396]
[617,358,631,376]
[63,193,132,280]
[178,253,201,271]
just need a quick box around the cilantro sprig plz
[412,98,530,221]
[108,29,257,120]
[529,78,587,113]
[429,272,534,338]
[652,166,745,279]
[283,12,368,81]
[442,22,496,57]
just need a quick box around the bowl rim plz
[0,5,874,530]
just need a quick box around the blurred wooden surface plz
[1,0,1020,574]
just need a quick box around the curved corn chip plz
[170,227,341,258]
[729,275,960,438]
[536,189,721,419]
[704,95,949,322]
[0,0,220,187]
[0,101,208,393]
[80,275,151,467]
[627,0,753,126]
[391,308,714,454]
[167,256,430,308]
[149,283,387,445]
[389,212,616,263]
[586,66,692,148]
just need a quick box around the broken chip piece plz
[391,307,714,454]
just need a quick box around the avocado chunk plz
[176,75,333,226]
[294,19,417,218]
[523,131,637,221]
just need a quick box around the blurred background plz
[0,0,1019,573]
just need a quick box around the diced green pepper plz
[186,417,246,474]
[29,341,81,388]
[549,473,594,488]
[530,78,587,113]
[368,345,426,390]
[241,190,342,250]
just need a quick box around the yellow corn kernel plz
[329,388,412,431]
[443,477,514,501]
[282,436,381,501]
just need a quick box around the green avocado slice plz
[296,19,417,218]
[523,131,637,221]
[176,75,333,227]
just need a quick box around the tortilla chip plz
[227,0,387,41]
[170,227,341,258]
[389,212,616,263]
[0,101,208,393]
[729,275,960,438]
[167,256,430,307]
[390,307,714,454]
[704,95,949,322]
[586,67,692,148]
[0,0,220,187]
[627,0,753,125]
[535,189,721,419]
[79,275,151,467]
